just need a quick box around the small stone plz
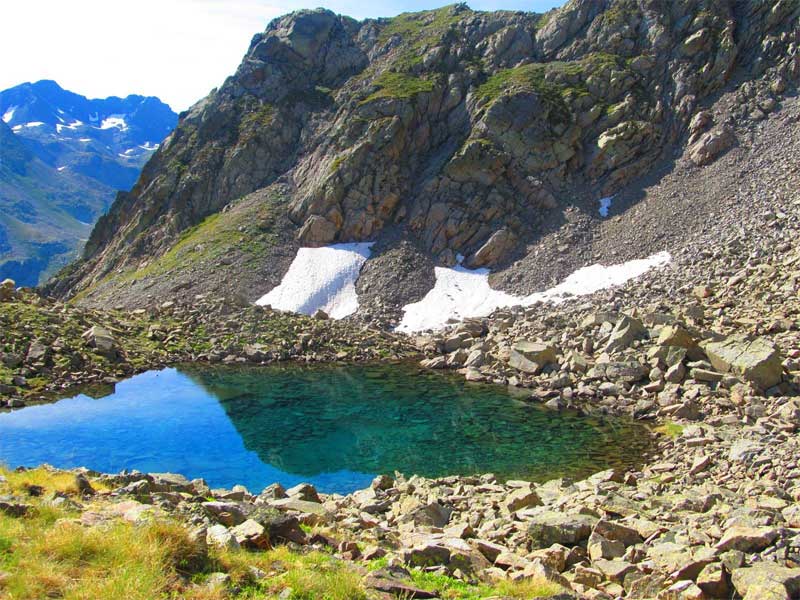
[285,482,321,503]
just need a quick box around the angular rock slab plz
[704,335,783,389]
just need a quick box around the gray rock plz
[704,335,783,389]
[82,325,118,358]
[689,126,735,166]
[508,341,557,374]
[528,511,597,548]
[604,316,646,354]
[206,524,240,550]
[731,563,800,600]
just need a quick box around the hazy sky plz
[1,0,563,111]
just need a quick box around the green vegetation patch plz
[117,197,279,284]
[476,63,572,124]
[360,71,437,104]
[408,569,566,599]
[239,104,275,133]
[375,5,466,72]
[655,419,684,439]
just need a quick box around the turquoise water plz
[0,364,649,494]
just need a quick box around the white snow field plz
[396,251,671,333]
[100,116,128,130]
[598,195,614,217]
[255,243,373,319]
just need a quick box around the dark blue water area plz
[0,363,650,494]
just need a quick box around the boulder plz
[715,526,779,553]
[285,482,321,503]
[206,524,240,550]
[0,279,16,302]
[397,500,452,528]
[527,511,597,548]
[728,439,764,463]
[688,126,735,166]
[25,340,50,363]
[466,228,516,268]
[502,487,542,513]
[731,564,800,600]
[704,336,783,389]
[364,569,437,599]
[508,341,557,374]
[592,519,642,547]
[403,543,451,568]
[201,501,249,526]
[604,316,646,354]
[297,215,337,246]
[82,326,118,358]
[588,533,625,560]
[696,562,730,598]
[253,508,307,545]
[231,519,268,549]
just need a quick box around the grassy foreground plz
[0,467,564,599]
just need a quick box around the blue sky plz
[1,0,563,111]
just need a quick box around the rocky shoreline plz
[0,285,416,411]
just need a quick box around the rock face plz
[44,0,800,312]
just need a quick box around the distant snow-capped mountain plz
[0,80,178,286]
[1,79,177,190]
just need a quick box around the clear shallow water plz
[0,364,650,494]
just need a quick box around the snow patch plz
[140,141,159,151]
[397,251,671,333]
[100,115,127,130]
[2,106,16,123]
[55,120,82,133]
[255,243,373,319]
[78,137,92,142]
[598,195,614,218]
[57,166,67,172]
[22,121,45,128]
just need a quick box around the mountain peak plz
[0,81,178,286]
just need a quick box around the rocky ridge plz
[45,0,800,319]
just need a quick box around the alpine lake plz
[0,363,651,494]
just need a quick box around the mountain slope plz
[0,120,113,286]
[0,82,178,286]
[48,0,800,318]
